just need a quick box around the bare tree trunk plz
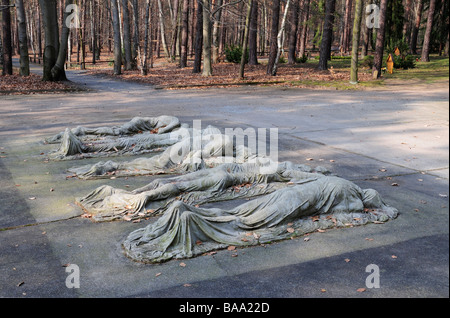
[15,0,30,76]
[298,0,310,58]
[111,0,122,74]
[157,0,171,59]
[0,34,3,72]
[180,0,190,67]
[248,0,258,65]
[79,0,86,70]
[288,0,300,64]
[149,0,154,68]
[267,0,281,75]
[272,0,291,75]
[139,0,151,75]
[372,0,387,78]
[342,0,353,53]
[1,0,12,75]
[170,0,180,62]
[51,0,74,81]
[410,0,423,54]
[121,0,132,70]
[132,0,140,68]
[38,0,59,80]
[421,0,436,62]
[318,0,336,70]
[444,32,449,57]
[361,0,371,58]
[193,0,203,73]
[189,0,195,56]
[211,0,223,63]
[202,0,212,76]
[37,5,42,59]
[239,0,252,78]
[90,0,96,65]
[350,0,363,84]
[402,0,413,42]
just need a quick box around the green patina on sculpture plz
[67,128,251,179]
[76,160,327,222]
[122,175,398,263]
[48,115,399,264]
[45,115,182,144]
[46,116,186,160]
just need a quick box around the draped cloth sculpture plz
[45,116,182,144]
[49,128,182,160]
[46,116,185,160]
[76,161,327,222]
[47,115,398,264]
[122,175,398,263]
[68,127,252,179]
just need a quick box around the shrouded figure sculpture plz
[68,128,252,179]
[45,116,182,144]
[122,175,398,263]
[76,160,327,221]
[49,128,182,160]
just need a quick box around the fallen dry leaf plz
[179,262,186,267]
[357,288,366,293]
[227,246,236,251]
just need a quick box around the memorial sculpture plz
[48,128,183,160]
[46,116,186,160]
[47,115,398,264]
[122,174,398,263]
[45,115,182,144]
[76,160,328,222]
[67,127,253,179]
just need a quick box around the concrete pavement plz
[0,62,448,299]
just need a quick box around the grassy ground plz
[291,54,449,90]
[385,55,449,83]
[81,53,448,91]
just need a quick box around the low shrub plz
[296,54,308,63]
[224,45,248,64]
[359,55,374,68]
[393,54,416,69]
